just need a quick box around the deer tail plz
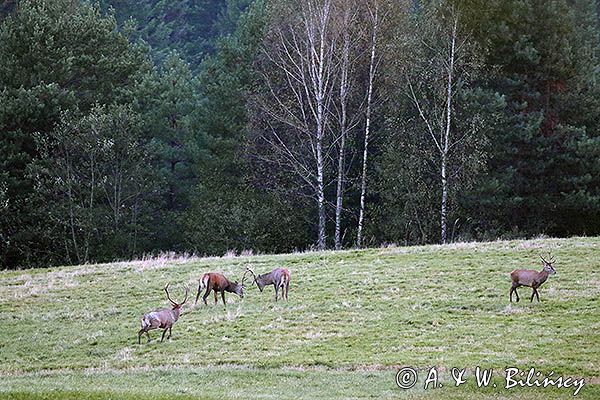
[198,274,209,292]
[280,273,288,287]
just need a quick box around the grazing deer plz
[244,266,290,301]
[510,254,557,302]
[194,272,244,307]
[138,283,188,344]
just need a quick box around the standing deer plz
[138,283,188,344]
[194,272,244,307]
[510,254,557,302]
[244,266,290,301]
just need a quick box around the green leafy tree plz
[0,0,151,267]
[184,0,311,255]
[32,105,155,264]
[373,2,504,244]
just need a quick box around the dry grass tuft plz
[131,251,199,272]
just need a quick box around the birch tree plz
[333,1,358,250]
[356,0,383,248]
[252,0,338,250]
[403,5,486,244]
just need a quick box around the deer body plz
[195,272,244,306]
[138,283,188,344]
[247,267,290,301]
[510,255,556,302]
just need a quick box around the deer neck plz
[225,282,238,293]
[172,306,181,320]
[256,275,269,291]
[538,270,549,284]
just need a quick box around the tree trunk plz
[334,125,346,250]
[316,134,327,250]
[440,154,448,244]
[440,17,457,245]
[357,2,379,248]
[334,9,352,250]
[314,0,332,251]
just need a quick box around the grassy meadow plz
[0,237,599,399]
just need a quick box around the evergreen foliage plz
[1,0,600,268]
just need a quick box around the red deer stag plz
[138,283,188,344]
[194,272,244,307]
[244,266,290,301]
[510,254,557,302]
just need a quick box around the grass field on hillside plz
[1,237,599,399]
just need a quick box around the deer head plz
[539,254,557,275]
[224,277,244,298]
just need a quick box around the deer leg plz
[138,329,144,344]
[214,290,218,305]
[509,287,514,302]
[195,286,203,305]
[221,291,227,307]
[530,288,536,302]
[285,282,289,300]
[161,328,168,342]
[510,283,519,302]
[202,286,210,306]
[167,326,172,340]
[534,287,540,302]
[274,285,279,302]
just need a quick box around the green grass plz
[1,237,599,399]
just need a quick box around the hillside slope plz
[0,237,599,399]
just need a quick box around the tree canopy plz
[2,0,600,268]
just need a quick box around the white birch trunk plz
[440,17,457,244]
[334,7,352,250]
[256,0,339,251]
[357,1,379,248]
[310,0,332,250]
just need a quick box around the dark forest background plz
[1,0,600,269]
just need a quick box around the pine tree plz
[0,0,151,267]
[136,52,201,250]
[462,0,600,237]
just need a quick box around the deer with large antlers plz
[510,254,557,302]
[244,266,290,301]
[194,272,244,307]
[138,283,188,344]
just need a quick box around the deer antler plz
[242,266,257,287]
[165,283,188,306]
[246,267,256,283]
[180,286,189,305]
[540,253,556,264]
[241,270,251,287]
[164,283,177,305]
